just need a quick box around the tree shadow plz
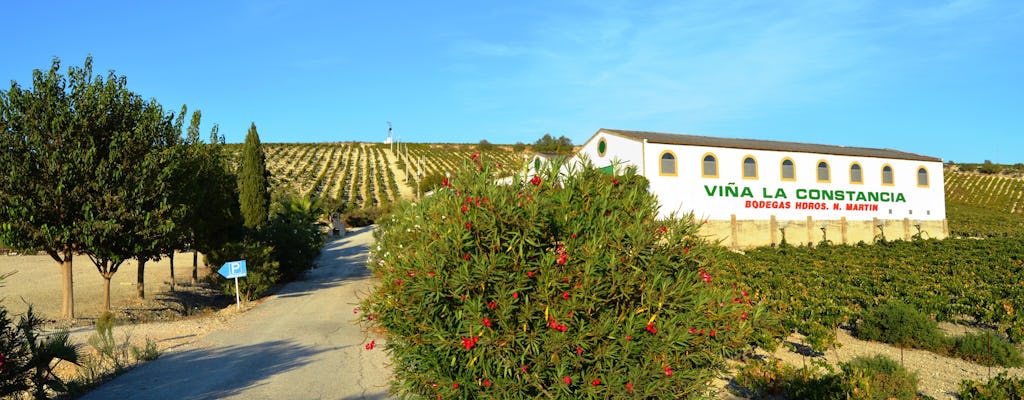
[81,340,325,399]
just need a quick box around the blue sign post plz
[218,260,247,309]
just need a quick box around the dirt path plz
[79,227,391,400]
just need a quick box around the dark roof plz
[600,129,942,162]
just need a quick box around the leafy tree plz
[0,57,94,319]
[532,133,574,155]
[185,123,243,284]
[476,139,494,151]
[238,123,270,230]
[512,141,527,152]
[66,61,183,312]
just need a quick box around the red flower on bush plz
[527,271,534,278]
[576,346,583,355]
[530,175,542,186]
[612,178,620,185]
[463,253,470,260]
[487,300,497,309]
[365,340,376,350]
[483,379,491,388]
[462,336,479,349]
[699,270,712,283]
[740,312,748,322]
[427,271,435,277]
[557,253,568,265]
[664,366,673,376]
[626,335,632,340]
[483,317,492,328]
[521,365,528,373]
[646,322,658,334]
[461,205,468,213]
[442,177,451,188]
[562,291,570,300]
[512,292,519,299]
[453,382,459,389]
[465,222,472,230]
[626,382,634,392]
[591,379,601,386]
[709,330,717,337]
[563,376,572,385]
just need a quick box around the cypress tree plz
[238,122,270,229]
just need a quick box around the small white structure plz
[574,129,947,248]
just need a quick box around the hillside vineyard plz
[229,143,523,208]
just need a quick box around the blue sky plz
[4,1,1022,163]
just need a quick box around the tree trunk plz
[60,251,75,319]
[103,275,112,313]
[192,249,199,285]
[169,250,176,292]
[137,259,146,299]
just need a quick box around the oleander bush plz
[360,155,763,399]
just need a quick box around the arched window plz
[882,164,894,186]
[850,162,863,184]
[780,158,796,181]
[702,153,718,178]
[742,156,758,179]
[817,160,831,183]
[917,167,929,187]
[659,151,677,176]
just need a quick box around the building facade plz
[574,129,947,248]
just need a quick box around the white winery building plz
[573,129,947,248]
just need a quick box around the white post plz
[234,276,241,309]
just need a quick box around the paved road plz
[81,227,391,400]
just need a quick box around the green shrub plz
[839,354,919,400]
[733,356,917,398]
[1006,324,1024,344]
[266,194,326,280]
[734,358,843,399]
[344,206,385,227]
[361,157,762,398]
[0,306,79,399]
[418,172,447,194]
[206,240,280,301]
[959,372,1024,399]
[856,301,949,352]
[734,355,919,400]
[953,331,1024,367]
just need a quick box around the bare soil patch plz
[0,251,231,328]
